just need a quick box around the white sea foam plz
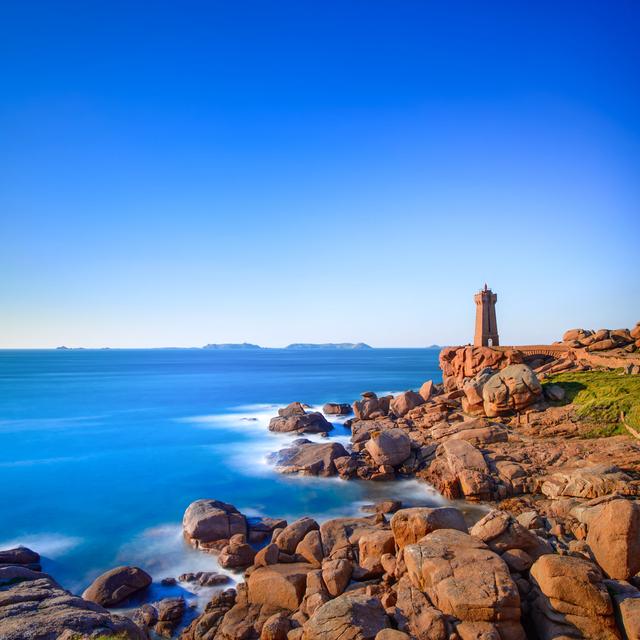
[0,533,83,558]
[181,401,353,475]
[115,523,238,609]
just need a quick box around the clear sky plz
[1,1,639,348]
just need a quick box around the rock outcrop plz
[83,565,152,607]
[183,499,248,548]
[529,554,621,640]
[364,429,411,467]
[0,566,145,640]
[586,498,640,580]
[404,529,525,639]
[303,593,389,640]
[353,392,392,420]
[482,364,543,416]
[270,439,349,476]
[322,403,352,415]
[390,507,467,549]
[269,411,333,435]
[0,546,41,571]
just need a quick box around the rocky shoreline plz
[2,322,640,639]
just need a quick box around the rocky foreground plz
[1,322,640,639]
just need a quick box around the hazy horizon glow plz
[1,2,639,348]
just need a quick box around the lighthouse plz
[474,284,499,347]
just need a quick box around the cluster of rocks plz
[440,321,640,392]
[269,403,333,435]
[179,497,640,640]
[265,339,640,505]
[0,549,146,639]
[561,324,640,352]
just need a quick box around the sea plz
[0,348,474,614]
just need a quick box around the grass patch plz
[544,370,640,438]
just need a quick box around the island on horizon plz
[201,342,374,350]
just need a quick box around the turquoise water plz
[0,348,444,603]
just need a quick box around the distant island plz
[284,342,372,350]
[200,342,373,350]
[202,343,262,350]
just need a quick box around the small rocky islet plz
[2,322,640,639]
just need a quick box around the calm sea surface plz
[0,348,452,606]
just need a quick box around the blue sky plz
[1,1,639,347]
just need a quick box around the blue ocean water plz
[0,348,451,606]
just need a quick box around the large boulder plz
[269,412,332,434]
[482,364,543,416]
[270,439,349,477]
[353,393,392,420]
[152,597,186,637]
[462,368,495,414]
[83,565,152,607]
[183,499,247,546]
[180,589,236,640]
[586,498,640,580]
[218,534,256,569]
[323,403,352,415]
[442,439,492,500]
[541,464,635,500]
[440,345,518,392]
[276,517,320,554]
[0,566,145,640]
[278,402,307,417]
[319,517,380,559]
[364,429,411,467]
[389,391,424,418]
[390,507,467,550]
[296,530,324,567]
[470,509,553,560]
[418,380,434,402]
[529,554,620,640]
[605,579,640,640]
[303,593,389,640]
[563,328,593,343]
[393,575,448,640]
[247,562,313,611]
[358,529,395,574]
[404,529,524,639]
[0,546,40,570]
[321,558,352,597]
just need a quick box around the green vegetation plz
[544,370,640,438]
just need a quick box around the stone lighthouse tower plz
[474,284,499,347]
